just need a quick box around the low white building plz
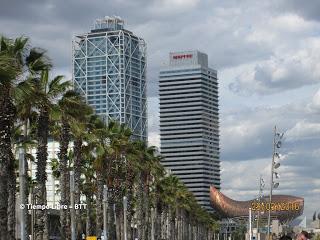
[29,140,61,205]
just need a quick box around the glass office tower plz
[159,51,221,211]
[72,17,147,140]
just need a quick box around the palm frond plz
[0,54,21,82]
[26,47,52,72]
[48,76,70,98]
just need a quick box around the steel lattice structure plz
[72,17,147,140]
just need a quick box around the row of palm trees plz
[0,35,219,240]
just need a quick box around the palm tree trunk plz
[35,109,49,240]
[108,201,116,240]
[115,207,121,240]
[126,191,134,240]
[143,183,150,240]
[137,174,145,240]
[155,207,161,240]
[168,208,172,240]
[125,167,135,240]
[23,120,31,238]
[0,85,15,239]
[7,153,16,239]
[73,137,83,238]
[59,120,71,240]
[165,208,169,240]
[85,199,91,236]
[160,210,164,240]
[96,171,104,237]
[170,208,175,240]
[85,194,94,236]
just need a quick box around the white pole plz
[123,196,128,240]
[19,146,26,240]
[70,171,76,240]
[151,208,155,240]
[31,186,35,240]
[103,185,108,240]
[267,126,276,240]
[249,208,252,240]
[257,175,262,234]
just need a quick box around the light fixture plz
[274,162,280,169]
[273,182,279,189]
[276,141,282,148]
[276,133,284,139]
[280,133,284,139]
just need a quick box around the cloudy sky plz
[2,0,320,218]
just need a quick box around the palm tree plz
[123,141,145,240]
[50,94,93,239]
[0,37,23,239]
[90,120,132,239]
[7,140,18,240]
[85,115,111,235]
[69,99,93,238]
[0,35,50,239]
[53,90,83,239]
[154,174,219,240]
[31,69,69,240]
[92,120,118,238]
[81,143,97,237]
[134,142,163,240]
[15,76,42,238]
[111,123,131,240]
[80,115,108,237]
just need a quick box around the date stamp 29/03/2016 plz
[251,201,301,212]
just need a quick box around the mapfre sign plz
[172,54,193,59]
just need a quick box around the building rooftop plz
[92,16,124,32]
[169,50,208,68]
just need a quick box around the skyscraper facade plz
[72,17,147,140]
[159,51,221,211]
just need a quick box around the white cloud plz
[147,97,160,147]
[270,14,316,33]
[229,8,320,96]
[148,132,160,148]
[149,0,200,15]
[287,120,320,140]
[162,0,199,8]
[230,37,320,95]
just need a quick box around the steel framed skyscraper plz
[72,17,147,140]
[159,51,221,211]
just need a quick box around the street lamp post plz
[19,145,26,240]
[70,171,76,240]
[256,175,265,234]
[103,185,108,240]
[249,208,252,240]
[123,196,128,240]
[267,126,283,240]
